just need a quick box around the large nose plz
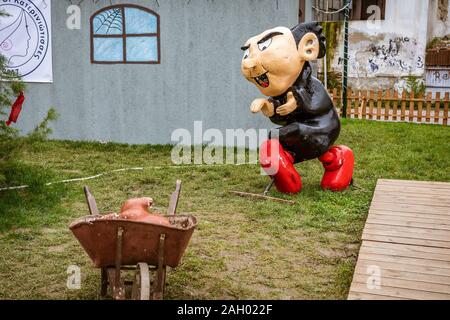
[242,58,257,70]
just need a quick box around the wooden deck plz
[348,179,450,300]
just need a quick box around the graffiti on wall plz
[349,34,425,78]
[426,68,450,89]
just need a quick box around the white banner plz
[0,0,52,83]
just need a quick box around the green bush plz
[404,75,426,97]
[0,45,58,186]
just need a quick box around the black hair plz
[291,22,326,59]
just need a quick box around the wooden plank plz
[384,90,391,120]
[369,90,375,120]
[375,184,450,197]
[362,240,450,255]
[349,282,450,300]
[400,91,407,121]
[375,184,450,196]
[377,179,450,189]
[369,210,450,221]
[363,224,450,242]
[371,198,450,209]
[374,189,450,199]
[370,202,450,215]
[361,90,368,119]
[372,192,450,204]
[354,263,450,285]
[377,183,450,195]
[362,233,450,249]
[351,274,450,294]
[360,245,450,263]
[348,291,409,300]
[366,217,450,231]
[331,88,338,108]
[426,92,432,123]
[377,90,382,120]
[356,258,450,277]
[357,252,450,269]
[362,232,450,247]
[409,91,415,122]
[371,194,450,207]
[367,210,450,228]
[434,92,441,124]
[369,210,450,222]
[353,89,360,119]
[444,92,449,126]
[417,93,423,123]
[392,90,399,121]
[347,89,352,118]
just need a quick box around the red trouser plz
[260,140,354,194]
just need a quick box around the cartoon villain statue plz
[241,22,354,194]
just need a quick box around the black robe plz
[268,63,340,163]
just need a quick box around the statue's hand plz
[250,98,275,117]
[276,92,297,116]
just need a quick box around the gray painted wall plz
[17,0,299,145]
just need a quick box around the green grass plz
[0,120,449,299]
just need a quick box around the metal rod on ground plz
[230,191,296,205]
[263,177,276,196]
[342,0,350,118]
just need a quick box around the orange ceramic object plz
[121,197,153,213]
[119,197,170,226]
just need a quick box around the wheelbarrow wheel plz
[131,263,150,300]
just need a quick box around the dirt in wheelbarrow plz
[94,212,196,230]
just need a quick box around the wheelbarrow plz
[69,180,197,300]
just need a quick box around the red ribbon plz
[6,92,25,126]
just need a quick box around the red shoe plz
[319,145,354,191]
[259,139,302,194]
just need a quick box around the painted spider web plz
[94,8,123,34]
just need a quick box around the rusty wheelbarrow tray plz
[70,180,197,300]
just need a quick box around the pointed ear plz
[298,32,320,61]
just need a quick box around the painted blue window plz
[93,38,123,62]
[125,8,157,34]
[126,37,158,62]
[91,5,160,64]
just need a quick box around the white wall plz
[428,0,450,40]
[325,0,430,89]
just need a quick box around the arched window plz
[90,5,160,64]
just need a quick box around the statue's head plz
[241,22,326,97]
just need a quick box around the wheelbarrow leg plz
[152,234,166,300]
[100,268,108,297]
[107,227,126,300]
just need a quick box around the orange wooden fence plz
[328,89,449,126]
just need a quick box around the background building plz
[9,0,298,145]
[4,0,449,145]
[302,0,450,93]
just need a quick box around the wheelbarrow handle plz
[84,186,100,216]
[167,180,182,216]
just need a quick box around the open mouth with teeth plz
[254,73,270,88]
